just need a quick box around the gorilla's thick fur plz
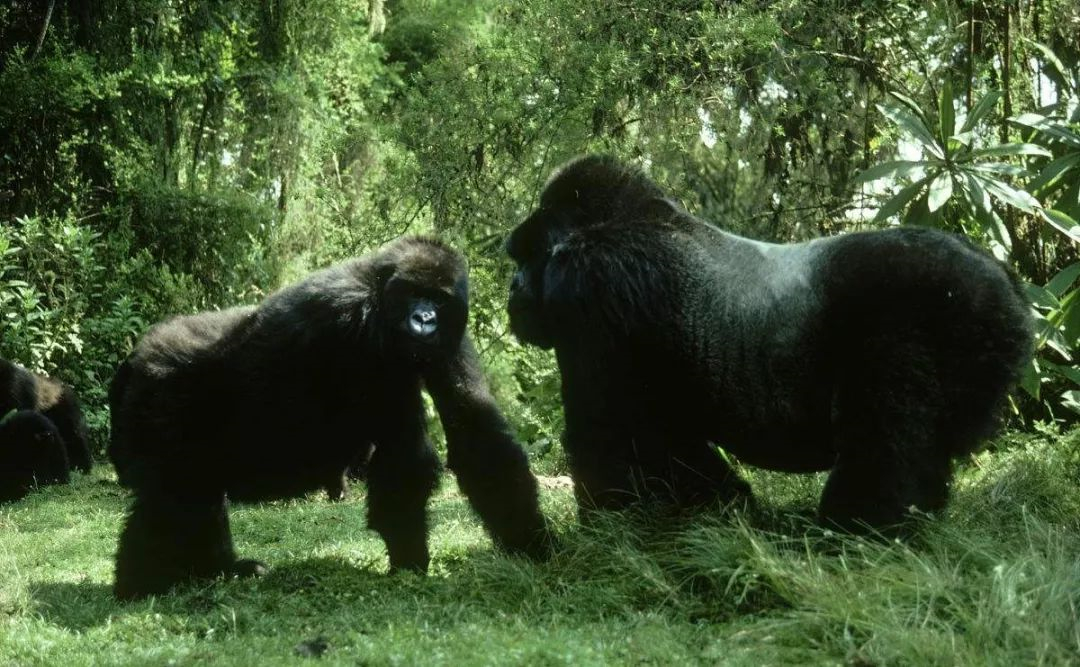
[0,359,93,473]
[0,410,70,502]
[110,236,550,600]
[506,155,1032,531]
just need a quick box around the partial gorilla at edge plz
[0,358,93,473]
[506,155,1032,532]
[110,236,551,600]
[0,410,70,502]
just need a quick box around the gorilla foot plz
[233,559,269,578]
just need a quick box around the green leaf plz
[1010,114,1080,147]
[969,163,1028,177]
[927,172,953,212]
[1029,153,1080,196]
[961,90,1002,133]
[1046,262,1080,297]
[889,91,933,127]
[872,176,932,223]
[878,102,944,158]
[1042,359,1080,385]
[851,160,928,184]
[1062,290,1080,345]
[1025,282,1059,309]
[1061,391,1080,416]
[959,171,992,213]
[1019,359,1041,399]
[1042,209,1080,243]
[939,79,955,144]
[969,143,1053,159]
[975,174,1041,213]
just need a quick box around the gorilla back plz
[507,155,1032,531]
[112,236,549,599]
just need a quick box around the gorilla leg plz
[564,414,753,516]
[114,480,257,600]
[563,419,648,515]
[819,337,951,533]
[665,439,754,509]
[365,416,439,573]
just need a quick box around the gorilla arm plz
[422,336,553,560]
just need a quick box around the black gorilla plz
[111,311,370,502]
[0,358,93,473]
[110,236,551,600]
[0,410,70,502]
[506,155,1032,531]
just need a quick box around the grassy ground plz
[2,428,1078,666]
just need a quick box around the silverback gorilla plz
[110,236,551,600]
[0,358,93,473]
[0,410,70,502]
[506,155,1032,532]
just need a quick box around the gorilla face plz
[506,210,563,350]
[378,243,470,362]
[384,276,468,360]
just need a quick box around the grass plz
[2,427,1079,666]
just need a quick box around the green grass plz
[2,428,1079,666]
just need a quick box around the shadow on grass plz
[29,554,488,633]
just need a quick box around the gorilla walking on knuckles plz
[110,236,551,600]
[506,155,1032,532]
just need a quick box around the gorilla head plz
[374,239,469,362]
[507,155,673,349]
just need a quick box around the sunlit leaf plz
[1042,209,1080,243]
[872,176,932,223]
[960,90,1002,133]
[975,174,1041,213]
[1010,114,1080,147]
[878,102,944,158]
[851,160,928,184]
[1046,262,1080,297]
[1029,153,1080,195]
[1025,282,1060,309]
[969,143,1053,159]
[927,173,953,212]
[1042,359,1080,384]
[1019,359,1041,399]
[1062,291,1080,345]
[939,79,955,144]
[969,163,1028,177]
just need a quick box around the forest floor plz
[1,427,1078,666]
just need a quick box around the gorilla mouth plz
[409,301,438,337]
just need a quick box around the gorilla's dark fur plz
[506,155,1032,531]
[0,358,93,473]
[110,236,550,600]
[0,410,70,502]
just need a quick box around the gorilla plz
[0,359,93,473]
[506,155,1032,532]
[110,308,366,501]
[110,236,551,600]
[0,410,70,502]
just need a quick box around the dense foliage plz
[1,0,1079,459]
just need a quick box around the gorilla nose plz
[409,308,438,337]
